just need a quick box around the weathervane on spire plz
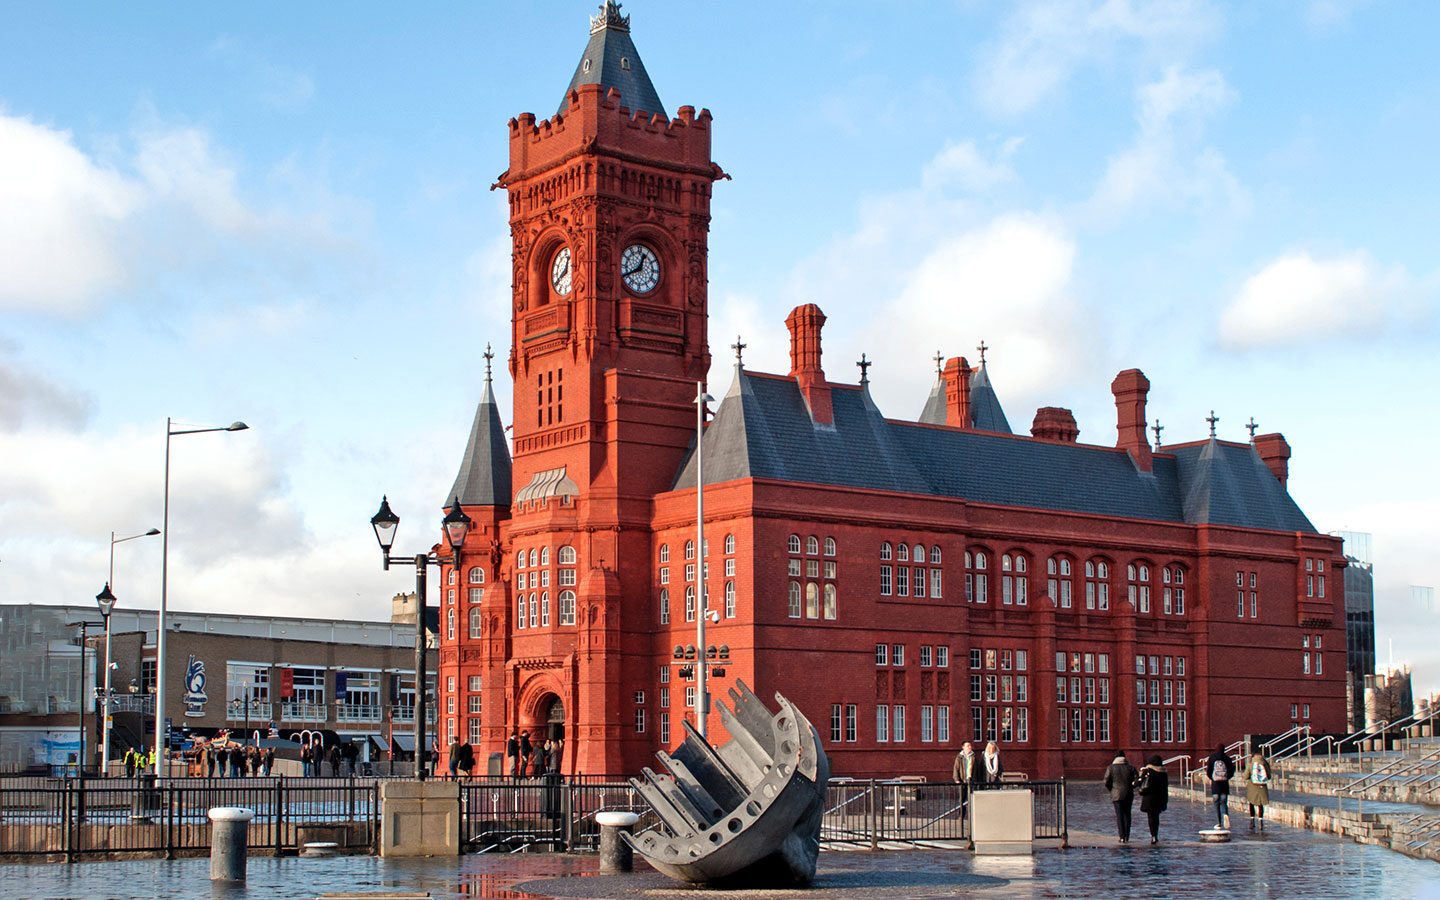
[1206,410,1220,438]
[1246,417,1258,441]
[976,340,988,365]
[732,335,746,367]
[483,343,494,385]
[590,0,630,33]
[857,353,871,385]
[1152,419,1164,451]
[933,351,943,376]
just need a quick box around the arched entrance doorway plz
[544,696,565,744]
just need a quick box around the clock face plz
[621,244,660,294]
[550,247,572,296]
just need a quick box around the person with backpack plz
[1246,750,1272,830]
[1103,750,1139,843]
[1206,744,1236,829]
[1137,755,1170,844]
[458,741,475,780]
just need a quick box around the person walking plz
[263,746,276,777]
[447,738,461,780]
[506,731,520,776]
[528,739,546,779]
[952,741,977,809]
[300,737,312,777]
[981,741,1004,785]
[205,745,217,778]
[1138,755,1170,844]
[343,741,359,776]
[545,739,561,776]
[124,747,137,778]
[1103,750,1139,843]
[458,741,475,780]
[328,742,342,777]
[1246,750,1272,831]
[1206,744,1236,829]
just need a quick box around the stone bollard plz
[208,807,255,882]
[131,772,160,821]
[596,811,640,873]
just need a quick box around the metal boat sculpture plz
[626,680,831,885]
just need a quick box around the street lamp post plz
[69,619,104,822]
[694,383,714,739]
[371,495,471,781]
[104,528,159,773]
[156,419,247,776]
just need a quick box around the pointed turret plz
[560,1,667,118]
[968,361,1012,434]
[446,344,512,509]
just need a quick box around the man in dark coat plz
[1206,745,1236,828]
[1103,751,1139,843]
[518,731,533,777]
[1138,755,1170,844]
[506,732,520,776]
[328,742,342,777]
[952,741,977,809]
[229,744,244,778]
[343,740,359,776]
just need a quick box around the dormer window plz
[582,59,592,73]
[620,57,631,71]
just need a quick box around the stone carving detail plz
[627,680,831,886]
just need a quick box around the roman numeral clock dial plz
[550,247,572,296]
[621,244,660,294]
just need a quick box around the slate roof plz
[446,376,512,509]
[916,365,1013,434]
[560,2,666,118]
[673,368,1315,534]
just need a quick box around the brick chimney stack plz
[1032,407,1080,442]
[1254,433,1292,487]
[942,357,973,429]
[1111,369,1153,472]
[786,304,832,425]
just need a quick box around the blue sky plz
[2,2,1437,688]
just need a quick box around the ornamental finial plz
[590,1,630,33]
[483,343,494,386]
[977,340,988,364]
[1246,417,1259,441]
[1207,410,1220,439]
[732,335,746,368]
[857,353,872,385]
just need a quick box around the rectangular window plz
[686,686,696,708]
[937,706,950,742]
[1099,709,1111,744]
[1017,675,1029,702]
[937,647,950,668]
[880,565,892,596]
[634,708,646,733]
[725,558,735,577]
[1017,707,1030,742]
[920,705,933,742]
[831,704,843,743]
[931,569,943,598]
[1303,653,1311,675]
[985,707,998,742]
[897,566,909,596]
[988,648,999,670]
[920,645,933,667]
[985,675,997,702]
[1250,592,1258,618]
[875,644,888,666]
[1138,709,1147,742]
[845,704,857,742]
[1017,650,1028,671]
[1098,678,1109,705]
[1163,681,1173,705]
[1084,677,1095,704]
[788,559,801,577]
[1164,710,1174,743]
[1057,651,1067,671]
[1150,680,1160,705]
[1001,707,1013,742]
[1084,652,1095,673]
[806,560,819,578]
[824,560,836,579]
[1001,650,1013,670]
[971,675,983,702]
[876,705,890,742]
[1238,590,1245,618]
[468,695,482,714]
[1304,703,1311,719]
[914,567,926,598]
[1177,710,1187,742]
[971,648,983,670]
[973,707,984,742]
[660,567,670,585]
[1060,709,1069,742]
[1177,681,1186,705]
[660,715,670,744]
[1001,675,1013,703]
[1056,676,1067,703]
[892,644,905,666]
[660,690,669,708]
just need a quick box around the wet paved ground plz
[2,784,1437,899]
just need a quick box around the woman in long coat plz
[1138,754,1170,844]
[1246,750,1272,830]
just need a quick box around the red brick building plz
[435,2,1345,779]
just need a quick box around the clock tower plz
[484,0,724,773]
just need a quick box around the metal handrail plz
[1263,725,1308,758]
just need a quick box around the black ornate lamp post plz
[371,495,471,781]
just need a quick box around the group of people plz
[950,740,1006,803]
[121,747,154,776]
[299,735,360,776]
[202,742,277,777]
[505,730,563,777]
[446,739,477,779]
[1101,744,1272,844]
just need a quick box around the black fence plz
[0,776,379,860]
[458,777,658,853]
[822,779,1067,848]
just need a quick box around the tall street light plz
[68,618,104,822]
[156,419,247,776]
[694,383,714,739]
[371,495,471,781]
[104,528,159,773]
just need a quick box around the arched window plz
[468,587,484,605]
[659,588,670,625]
[448,569,456,586]
[806,535,819,555]
[1128,562,1152,613]
[685,540,696,560]
[541,592,551,627]
[931,545,942,564]
[685,586,696,622]
[913,544,926,564]
[529,549,539,567]
[1085,559,1111,611]
[516,551,526,569]
[469,607,482,638]
[529,593,538,628]
[539,547,550,566]
[559,590,576,626]
[880,542,892,561]
[898,543,910,563]
[823,583,837,620]
[788,534,802,554]
[446,607,455,639]
[788,582,802,618]
[558,545,576,565]
[1163,564,1186,615]
[724,534,735,555]
[824,537,836,556]
[966,550,989,603]
[1047,556,1074,608]
[724,582,736,618]
[805,583,819,618]
[469,567,485,584]
[1002,553,1028,605]
[659,543,670,563]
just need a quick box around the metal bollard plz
[208,807,255,882]
[596,811,640,873]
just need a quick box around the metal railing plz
[819,778,1065,848]
[457,777,658,853]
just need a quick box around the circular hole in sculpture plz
[728,818,742,833]
[709,832,722,844]
[763,783,777,798]
[745,801,761,817]
[781,740,795,755]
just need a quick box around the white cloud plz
[0,113,141,312]
[921,138,1022,193]
[0,354,93,432]
[1218,251,1412,349]
[976,0,1223,115]
[1086,66,1246,221]
[133,124,257,234]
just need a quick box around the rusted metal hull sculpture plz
[626,680,830,885]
